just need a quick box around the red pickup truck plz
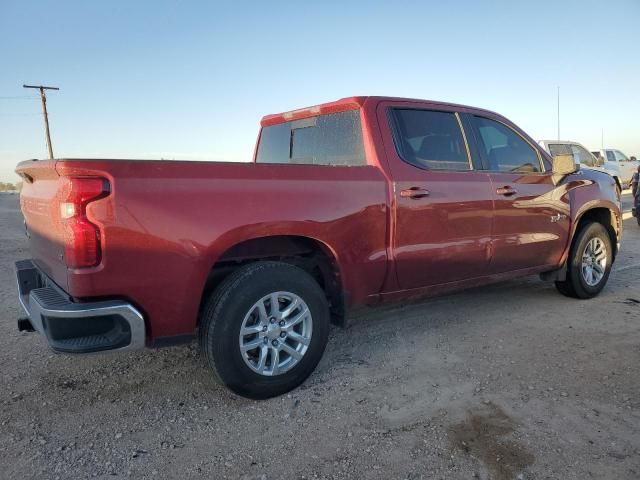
[15,96,621,398]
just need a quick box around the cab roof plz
[260,96,503,127]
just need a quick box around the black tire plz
[199,261,330,399]
[554,279,576,298]
[555,222,612,299]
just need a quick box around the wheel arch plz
[543,202,620,283]
[572,206,619,260]
[198,235,346,327]
[612,176,622,193]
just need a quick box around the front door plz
[468,114,570,273]
[379,103,494,290]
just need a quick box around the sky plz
[1,0,639,183]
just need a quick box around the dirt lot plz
[1,192,639,480]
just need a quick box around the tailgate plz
[16,160,69,291]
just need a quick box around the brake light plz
[58,177,109,268]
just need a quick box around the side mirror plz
[551,154,578,184]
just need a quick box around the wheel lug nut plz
[263,337,269,344]
[279,320,285,327]
[280,332,286,338]
[262,326,267,332]
[269,317,276,323]
[272,340,279,347]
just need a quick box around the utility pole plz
[23,84,59,160]
[557,86,560,141]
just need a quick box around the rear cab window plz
[255,110,366,166]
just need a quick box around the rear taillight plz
[58,177,110,268]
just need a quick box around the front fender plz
[561,170,621,264]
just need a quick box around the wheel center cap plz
[266,323,281,339]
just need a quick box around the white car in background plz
[590,149,638,189]
[539,140,622,192]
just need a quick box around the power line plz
[0,95,41,99]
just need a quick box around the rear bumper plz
[15,259,146,353]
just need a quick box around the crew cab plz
[538,140,622,193]
[15,96,622,398]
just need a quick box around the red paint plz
[16,96,622,344]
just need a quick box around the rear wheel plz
[555,222,612,299]
[199,261,330,399]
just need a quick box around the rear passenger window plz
[472,116,541,173]
[389,109,470,171]
[256,110,366,166]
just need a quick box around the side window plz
[472,116,541,173]
[606,150,616,162]
[614,150,629,162]
[571,145,594,167]
[256,110,366,166]
[389,109,470,171]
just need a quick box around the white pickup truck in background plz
[539,140,623,192]
[591,149,638,188]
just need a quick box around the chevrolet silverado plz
[15,96,622,398]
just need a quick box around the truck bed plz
[16,158,389,339]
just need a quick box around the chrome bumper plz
[15,259,146,353]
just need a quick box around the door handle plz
[496,186,517,196]
[400,187,430,199]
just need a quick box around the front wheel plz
[555,222,612,299]
[199,261,330,399]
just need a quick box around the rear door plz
[466,114,570,273]
[378,101,494,289]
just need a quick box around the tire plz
[555,222,612,299]
[199,261,330,399]
[554,279,576,298]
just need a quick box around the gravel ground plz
[1,191,639,480]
